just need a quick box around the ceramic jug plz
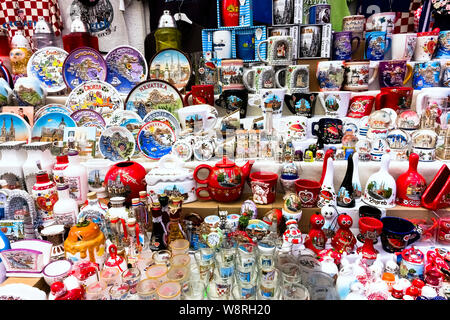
[362,153,396,208]
[396,153,427,208]
[318,158,336,208]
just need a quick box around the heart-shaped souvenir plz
[299,190,314,203]
[36,193,58,212]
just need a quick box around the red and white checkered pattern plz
[393,0,422,34]
[0,0,62,46]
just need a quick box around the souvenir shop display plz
[0,0,449,302]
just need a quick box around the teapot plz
[193,156,254,202]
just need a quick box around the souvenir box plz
[267,24,300,59]
[298,23,332,59]
[216,0,254,28]
[202,25,267,63]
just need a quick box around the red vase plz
[222,0,240,27]
[104,161,146,204]
[396,153,427,207]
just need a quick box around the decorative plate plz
[143,109,181,136]
[62,46,107,90]
[65,80,123,124]
[0,283,47,300]
[108,110,142,127]
[99,126,136,161]
[27,46,68,93]
[149,48,192,91]
[70,109,106,127]
[137,121,176,160]
[105,45,148,94]
[120,117,144,156]
[34,104,72,121]
[0,112,31,142]
[125,80,184,120]
[171,139,193,162]
[31,112,77,143]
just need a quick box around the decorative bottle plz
[319,149,334,186]
[0,141,27,190]
[138,191,152,235]
[131,198,149,249]
[22,142,55,193]
[64,150,88,205]
[149,201,167,251]
[352,152,362,201]
[9,30,32,81]
[53,177,79,228]
[32,170,58,228]
[318,158,336,208]
[164,197,186,247]
[53,154,69,183]
[109,197,130,220]
[62,16,99,53]
[32,17,63,49]
[337,152,355,208]
[154,10,182,53]
[78,192,110,238]
[125,218,143,265]
[396,153,427,207]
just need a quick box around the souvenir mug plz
[236,32,256,61]
[347,95,375,118]
[311,118,344,144]
[213,30,232,59]
[284,92,318,117]
[365,12,396,34]
[184,85,215,106]
[380,216,420,253]
[249,172,278,205]
[413,29,440,61]
[273,0,294,25]
[415,88,449,120]
[219,59,245,91]
[0,77,13,106]
[332,31,360,60]
[318,91,351,117]
[221,0,240,27]
[270,28,290,37]
[248,88,286,118]
[243,65,275,93]
[257,36,293,66]
[378,60,413,88]
[375,87,414,111]
[435,30,450,59]
[343,60,377,91]
[215,89,248,118]
[295,179,321,208]
[412,61,441,90]
[300,26,321,58]
[391,33,417,61]
[365,31,391,61]
[177,104,218,132]
[316,60,345,91]
[275,65,309,93]
[442,60,450,87]
[309,4,331,24]
[342,15,365,38]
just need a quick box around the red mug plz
[347,95,375,118]
[295,179,321,208]
[249,171,278,205]
[375,87,414,111]
[221,0,240,27]
[184,85,215,106]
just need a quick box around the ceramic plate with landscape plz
[149,49,191,91]
[143,109,181,136]
[65,80,123,124]
[70,109,106,127]
[108,110,142,127]
[99,126,136,161]
[125,80,184,120]
[0,113,31,143]
[137,120,176,160]
[27,47,68,93]
[62,47,107,90]
[105,45,148,94]
[31,112,77,143]
[120,118,144,156]
[34,104,72,121]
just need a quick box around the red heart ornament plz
[36,193,58,212]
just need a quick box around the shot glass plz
[256,269,281,300]
[136,278,159,300]
[279,263,302,285]
[207,276,232,300]
[167,265,190,290]
[121,268,141,295]
[109,282,129,300]
[99,268,120,287]
[282,283,310,300]
[171,253,191,268]
[85,281,108,300]
[181,280,206,300]
[136,250,154,273]
[194,248,216,283]
[145,264,169,285]
[157,281,182,300]
[215,253,235,279]
[152,250,172,266]
[257,239,276,271]
[169,239,190,256]
[232,277,257,300]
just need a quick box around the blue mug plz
[412,61,441,90]
[380,216,420,253]
[236,33,255,61]
[365,31,391,61]
[434,31,450,59]
[309,4,331,24]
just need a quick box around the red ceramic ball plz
[104,161,147,203]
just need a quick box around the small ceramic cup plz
[378,60,413,88]
[412,61,441,90]
[391,33,417,61]
[248,88,287,118]
[318,91,351,117]
[249,171,279,205]
[257,36,294,65]
[177,104,218,132]
[316,60,345,91]
[343,60,377,91]
[275,64,309,93]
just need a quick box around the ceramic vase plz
[105,161,147,204]
[396,153,427,207]
[22,142,55,193]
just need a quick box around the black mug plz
[357,205,382,243]
[284,92,318,117]
[215,89,248,118]
[380,216,421,253]
[311,118,343,144]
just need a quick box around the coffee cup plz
[219,58,245,91]
[275,64,309,93]
[257,36,294,65]
[378,60,413,88]
[391,33,417,61]
[243,65,275,93]
[177,104,218,132]
[300,26,322,58]
[215,89,248,118]
[332,31,360,60]
[249,172,278,205]
[213,30,232,60]
[284,92,317,117]
[248,88,286,118]
[316,60,345,91]
[365,31,392,61]
[413,29,440,61]
[318,91,351,117]
[184,84,215,106]
[412,61,441,90]
[380,216,420,253]
[375,87,414,111]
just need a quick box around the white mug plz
[366,12,396,33]
[391,33,417,61]
[243,65,275,93]
[177,104,218,132]
[414,33,439,61]
[275,64,309,93]
[213,30,232,60]
[248,88,287,118]
[318,91,351,117]
[415,87,450,127]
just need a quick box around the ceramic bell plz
[103,244,128,273]
[386,129,410,161]
[337,152,355,208]
[318,158,336,208]
[362,153,397,208]
[396,153,427,207]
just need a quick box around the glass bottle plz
[110,215,127,256]
[109,197,130,220]
[154,10,182,53]
[53,177,79,228]
[62,16,99,53]
[149,201,167,251]
[126,218,144,265]
[32,17,63,49]
[78,192,110,238]
[64,150,88,206]
[53,154,69,184]
[131,198,149,249]
[337,152,355,208]
[235,125,248,160]
[138,191,152,235]
[248,126,260,158]
[165,197,186,247]
[10,30,32,81]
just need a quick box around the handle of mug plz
[375,91,388,110]
[318,92,325,111]
[368,63,379,85]
[416,92,426,116]
[275,68,287,88]
[204,113,218,132]
[196,187,212,201]
[404,63,413,84]
[183,91,193,106]
[243,69,256,92]
[257,40,269,63]
[351,36,361,55]
[248,95,261,108]
[407,230,421,246]
[385,36,392,56]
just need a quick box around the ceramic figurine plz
[337,153,355,208]
[321,205,338,239]
[331,214,356,254]
[396,153,427,207]
[10,31,32,81]
[319,149,335,186]
[318,158,336,208]
[363,153,397,208]
[304,212,326,255]
[399,247,425,280]
[282,219,302,256]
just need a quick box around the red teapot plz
[193,156,254,202]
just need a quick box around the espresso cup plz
[332,31,360,60]
[215,89,248,118]
[380,216,420,253]
[391,33,417,61]
[248,88,286,118]
[365,31,391,61]
[275,65,309,93]
[177,104,218,132]
[378,60,413,88]
[213,30,232,60]
[184,84,215,106]
[257,36,294,66]
[243,65,275,93]
[284,92,318,117]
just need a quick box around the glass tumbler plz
[157,281,182,300]
[207,275,232,300]
[99,268,120,286]
[257,239,276,271]
[109,283,130,300]
[85,281,108,300]
[145,264,169,285]
[136,278,159,300]
[279,263,302,285]
[152,250,173,266]
[121,268,142,295]
[167,265,190,290]
[194,247,216,283]
[232,274,257,300]
[136,250,154,273]
[169,239,190,256]
[282,283,310,300]
[181,280,206,300]
[171,253,191,268]
[256,269,281,300]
